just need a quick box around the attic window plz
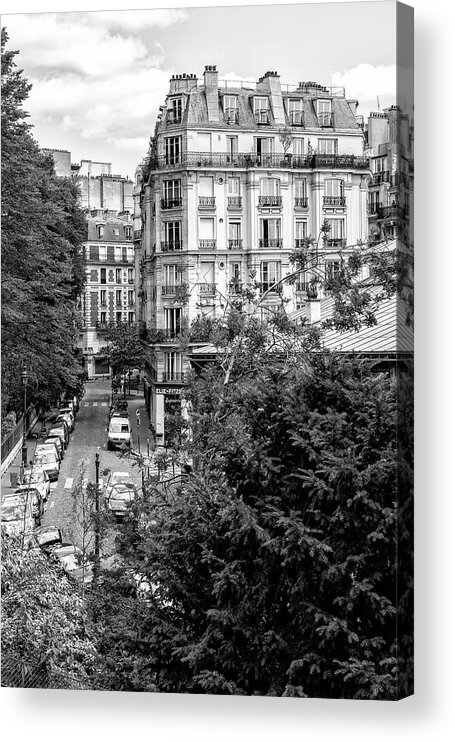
[167,98,182,125]
[316,99,333,127]
[113,228,120,236]
[254,96,270,125]
[224,95,239,124]
[97,224,105,239]
[125,226,132,240]
[288,99,304,126]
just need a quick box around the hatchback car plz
[105,471,134,499]
[57,408,75,432]
[106,482,138,521]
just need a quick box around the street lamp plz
[21,367,28,468]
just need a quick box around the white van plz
[107,417,131,450]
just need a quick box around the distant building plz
[42,148,72,177]
[136,65,371,443]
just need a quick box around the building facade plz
[366,106,413,247]
[79,210,135,379]
[137,66,371,443]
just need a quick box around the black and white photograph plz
[1,0,415,713]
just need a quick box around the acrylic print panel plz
[1,1,413,699]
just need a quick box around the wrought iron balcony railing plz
[228,239,243,250]
[325,238,347,248]
[259,238,283,248]
[254,109,270,124]
[151,151,370,171]
[294,196,308,208]
[160,240,183,252]
[199,239,217,250]
[224,108,239,124]
[258,195,282,207]
[162,283,188,295]
[166,112,182,125]
[161,197,182,210]
[323,196,346,207]
[227,196,242,208]
[199,283,216,294]
[162,372,185,382]
[377,205,405,220]
[295,282,310,292]
[295,239,308,248]
[367,202,380,215]
[373,171,390,184]
[198,196,216,208]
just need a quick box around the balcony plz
[289,111,305,126]
[295,282,309,292]
[367,202,380,216]
[133,229,142,241]
[161,241,183,252]
[294,196,308,208]
[377,205,405,221]
[199,283,216,295]
[258,195,282,207]
[161,197,182,210]
[198,196,216,208]
[162,283,188,296]
[224,108,239,124]
[199,239,217,250]
[323,196,346,207]
[259,238,283,248]
[152,151,370,171]
[162,372,185,383]
[228,239,243,250]
[326,238,347,248]
[254,109,270,125]
[227,196,242,209]
[373,171,390,184]
[295,239,308,248]
[317,112,334,127]
[96,322,109,332]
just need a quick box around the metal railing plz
[323,196,346,207]
[162,283,188,295]
[325,238,347,248]
[161,197,182,209]
[294,196,308,208]
[373,171,390,184]
[199,283,216,294]
[198,196,216,207]
[150,151,370,171]
[224,109,239,124]
[160,240,183,252]
[289,111,305,126]
[295,239,308,248]
[254,109,271,124]
[317,112,334,127]
[162,372,185,382]
[377,205,405,220]
[228,239,243,249]
[258,195,282,207]
[199,239,217,250]
[227,196,242,208]
[259,238,283,248]
[166,112,182,125]
[1,405,39,464]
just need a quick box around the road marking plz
[93,402,98,407]
[101,402,107,407]
[49,501,55,509]
[50,482,58,490]
[84,403,89,407]
[64,478,74,489]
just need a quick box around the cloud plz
[80,8,189,33]
[331,63,396,105]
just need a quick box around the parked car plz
[21,466,51,502]
[48,424,69,448]
[33,524,63,549]
[1,494,39,536]
[44,436,64,461]
[104,471,134,500]
[33,448,60,482]
[109,400,128,417]
[55,413,73,436]
[106,482,138,521]
[53,543,94,584]
[7,487,44,520]
[57,408,75,431]
[107,417,131,450]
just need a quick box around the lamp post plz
[21,367,28,469]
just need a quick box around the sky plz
[2,0,399,179]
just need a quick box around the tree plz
[1,28,86,418]
[99,321,145,394]
[1,532,98,687]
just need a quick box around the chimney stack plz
[203,65,220,122]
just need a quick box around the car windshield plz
[45,438,59,447]
[111,484,135,501]
[35,453,56,464]
[110,423,129,433]
[1,504,25,521]
[111,472,131,484]
[49,428,64,437]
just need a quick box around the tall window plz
[100,289,107,305]
[99,245,106,261]
[318,138,338,155]
[100,311,106,324]
[100,268,106,285]
[326,219,345,247]
[128,312,134,325]
[295,179,307,207]
[164,221,181,249]
[124,226,132,240]
[164,136,181,165]
[164,352,183,381]
[200,262,215,294]
[128,268,134,283]
[316,99,333,126]
[116,268,122,283]
[224,96,239,123]
[228,222,242,249]
[255,137,273,164]
[230,261,242,292]
[260,261,281,291]
[128,290,134,306]
[259,178,281,207]
[164,264,183,288]
[228,177,241,206]
[325,260,342,281]
[164,307,182,337]
[293,138,305,156]
[260,219,281,248]
[324,178,345,206]
[295,221,308,247]
[168,97,182,124]
[97,225,104,239]
[116,311,122,324]
[288,98,303,125]
[254,96,269,123]
[162,179,182,208]
[226,136,239,161]
[115,289,122,306]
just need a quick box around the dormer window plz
[124,226,132,240]
[316,99,333,127]
[254,96,270,124]
[224,95,239,124]
[167,97,182,124]
[97,224,104,239]
[288,99,304,126]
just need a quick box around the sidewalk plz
[1,419,44,495]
